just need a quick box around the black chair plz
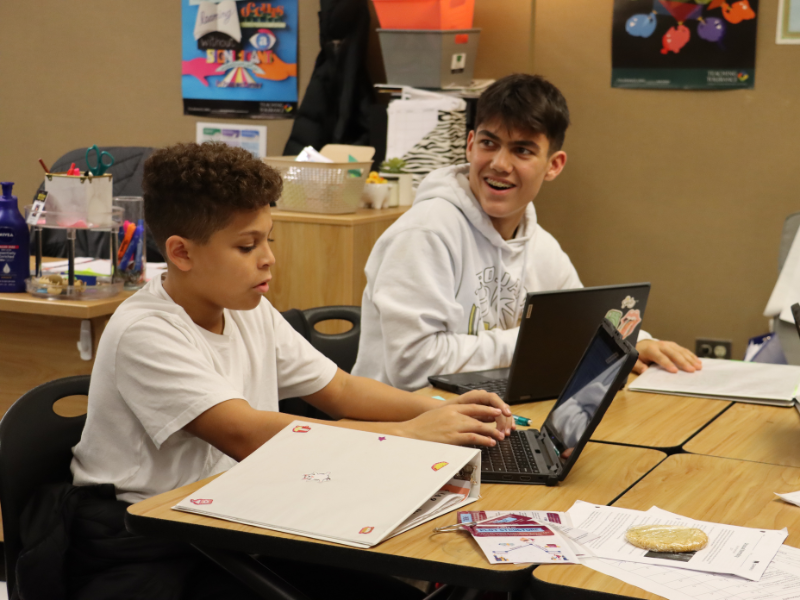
[0,375,89,596]
[278,306,361,420]
[35,147,163,263]
[303,305,361,374]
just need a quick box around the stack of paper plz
[560,501,797,600]
[628,358,800,407]
[174,421,481,548]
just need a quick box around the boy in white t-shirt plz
[64,143,512,600]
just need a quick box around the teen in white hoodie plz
[353,75,700,391]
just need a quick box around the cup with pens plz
[112,197,147,289]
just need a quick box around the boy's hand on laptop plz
[634,339,702,374]
[401,403,510,447]
[444,390,514,437]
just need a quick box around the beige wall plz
[532,0,797,356]
[2,0,787,356]
[0,0,321,208]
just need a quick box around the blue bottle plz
[0,182,30,292]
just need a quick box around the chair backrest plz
[0,376,89,594]
[36,147,163,262]
[304,305,361,374]
[778,212,800,273]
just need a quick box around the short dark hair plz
[474,74,570,152]
[142,143,282,253]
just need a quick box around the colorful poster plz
[181,0,298,118]
[612,0,758,90]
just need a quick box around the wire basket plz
[264,157,372,214]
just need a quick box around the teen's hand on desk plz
[399,403,509,447]
[634,339,702,374]
[443,389,514,437]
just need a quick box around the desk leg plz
[194,545,312,600]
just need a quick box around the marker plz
[513,415,531,427]
[38,159,50,174]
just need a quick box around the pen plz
[38,159,50,174]
[513,415,531,427]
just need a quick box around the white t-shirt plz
[71,275,337,503]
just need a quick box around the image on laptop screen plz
[541,330,630,478]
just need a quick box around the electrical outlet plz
[695,338,732,360]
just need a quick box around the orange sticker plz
[432,461,449,472]
[292,425,311,433]
[455,34,469,44]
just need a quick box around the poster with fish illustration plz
[182,0,298,118]
[612,0,757,89]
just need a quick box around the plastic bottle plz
[0,182,30,292]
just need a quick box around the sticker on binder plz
[431,461,449,472]
[359,526,374,534]
[292,425,311,433]
[378,436,386,441]
[618,309,642,339]
[302,472,331,483]
[621,295,637,309]
[190,499,213,505]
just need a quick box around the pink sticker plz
[378,436,386,441]
[618,309,642,339]
[292,425,311,433]
[190,499,213,505]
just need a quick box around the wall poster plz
[182,0,298,118]
[612,0,758,90]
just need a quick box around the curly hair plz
[475,74,570,153]
[142,142,282,253]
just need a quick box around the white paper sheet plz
[776,491,800,508]
[628,359,800,406]
[581,544,800,600]
[567,502,787,581]
[385,93,466,161]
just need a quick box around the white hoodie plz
[352,164,583,391]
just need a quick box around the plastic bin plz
[378,28,480,89]
[264,158,372,214]
[372,0,475,30]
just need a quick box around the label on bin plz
[451,53,466,74]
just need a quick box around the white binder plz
[173,421,481,548]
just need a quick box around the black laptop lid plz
[505,283,650,403]
[541,320,638,481]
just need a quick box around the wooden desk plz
[0,258,132,417]
[417,379,731,451]
[265,207,408,318]
[684,402,800,468]
[127,443,664,592]
[534,453,800,599]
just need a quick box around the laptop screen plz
[541,327,628,473]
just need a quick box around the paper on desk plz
[456,512,580,565]
[456,510,599,559]
[628,359,800,406]
[580,544,800,600]
[567,501,787,580]
[775,490,800,507]
[389,478,472,538]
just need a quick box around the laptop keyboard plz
[478,430,540,474]
[461,379,507,396]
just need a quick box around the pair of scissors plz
[85,145,115,176]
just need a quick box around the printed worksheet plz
[567,502,786,580]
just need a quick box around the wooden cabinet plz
[264,207,408,314]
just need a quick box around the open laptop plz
[429,283,650,403]
[478,318,638,486]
